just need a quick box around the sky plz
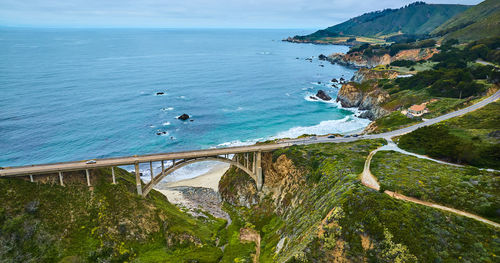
[0,0,483,28]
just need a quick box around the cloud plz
[0,0,483,28]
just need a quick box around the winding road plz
[361,143,500,228]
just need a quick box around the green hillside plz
[0,168,226,262]
[294,2,469,41]
[219,140,500,262]
[432,0,500,42]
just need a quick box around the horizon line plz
[0,25,320,30]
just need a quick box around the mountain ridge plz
[432,0,500,42]
[289,2,470,44]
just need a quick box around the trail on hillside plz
[380,138,500,172]
[361,146,500,228]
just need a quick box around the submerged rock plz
[316,90,332,101]
[178,114,190,121]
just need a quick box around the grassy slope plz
[0,168,226,263]
[432,0,500,42]
[398,101,500,169]
[221,140,500,262]
[372,151,500,222]
[368,69,494,133]
[303,3,468,39]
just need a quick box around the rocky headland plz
[351,68,399,83]
[325,47,438,122]
[283,37,359,46]
[326,47,438,68]
[336,82,391,120]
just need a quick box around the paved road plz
[1,90,499,177]
[290,89,500,143]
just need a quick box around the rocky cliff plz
[352,68,399,83]
[336,82,391,120]
[219,153,305,214]
[327,47,438,68]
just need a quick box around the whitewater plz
[0,28,368,182]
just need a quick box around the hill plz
[0,168,227,262]
[219,140,500,262]
[432,0,500,42]
[289,2,469,44]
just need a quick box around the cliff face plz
[328,47,438,68]
[219,166,258,208]
[219,141,386,262]
[336,82,391,120]
[219,153,305,213]
[328,52,391,68]
[352,68,399,83]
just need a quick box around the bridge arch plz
[142,155,257,196]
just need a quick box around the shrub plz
[390,60,416,67]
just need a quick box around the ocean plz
[0,28,369,181]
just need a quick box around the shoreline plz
[157,162,230,191]
[154,163,231,220]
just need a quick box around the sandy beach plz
[159,163,230,190]
[155,163,230,219]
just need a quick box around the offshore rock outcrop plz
[336,82,391,120]
[316,90,332,101]
[178,114,190,120]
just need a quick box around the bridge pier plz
[149,161,154,182]
[134,163,142,196]
[111,167,116,184]
[58,172,64,186]
[161,160,165,177]
[85,169,91,186]
[255,151,263,190]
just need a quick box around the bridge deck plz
[0,143,290,176]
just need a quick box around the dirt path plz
[361,147,500,228]
[380,138,500,172]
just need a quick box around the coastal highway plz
[298,89,500,143]
[1,89,499,177]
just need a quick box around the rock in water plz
[358,110,376,120]
[318,54,327,60]
[316,90,332,101]
[156,92,165,95]
[178,114,190,120]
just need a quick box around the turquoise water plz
[0,28,368,173]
